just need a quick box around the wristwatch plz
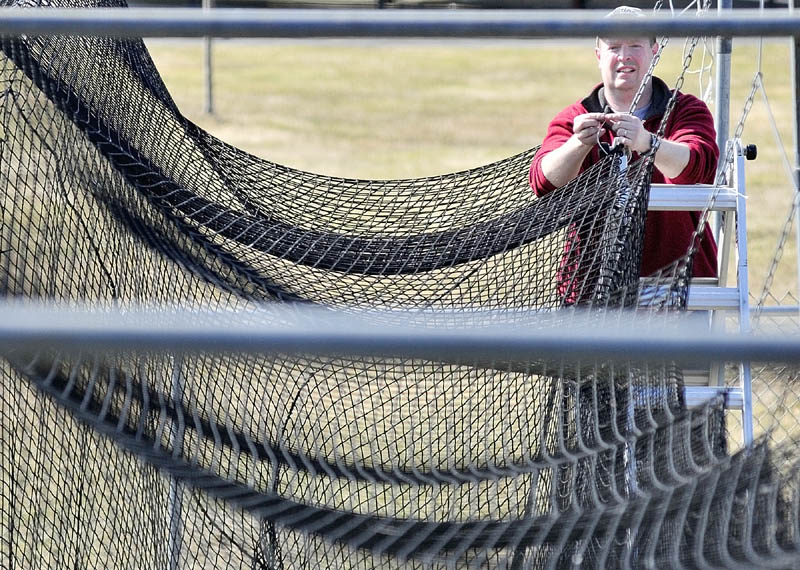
[648,132,660,154]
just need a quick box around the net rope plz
[3,0,800,568]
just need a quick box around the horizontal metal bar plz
[752,305,800,315]
[0,8,798,39]
[690,277,719,286]
[687,286,740,310]
[0,302,799,364]
[648,184,737,211]
[684,386,743,408]
[638,284,739,310]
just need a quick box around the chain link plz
[746,73,800,320]
[682,71,762,269]
[597,0,767,300]
[618,0,664,114]
[654,35,701,140]
[623,0,767,285]
[628,37,670,115]
[628,0,709,151]
[655,0,713,138]
[753,197,796,323]
[730,73,761,149]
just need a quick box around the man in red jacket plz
[529,6,719,282]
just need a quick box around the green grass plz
[146,38,800,301]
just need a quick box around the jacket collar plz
[581,76,672,120]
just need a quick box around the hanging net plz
[2,0,800,568]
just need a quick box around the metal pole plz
[6,304,800,363]
[167,356,185,570]
[713,0,732,246]
[792,0,800,311]
[711,0,733,393]
[731,144,754,444]
[2,9,800,39]
[203,0,213,115]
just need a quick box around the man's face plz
[595,38,658,93]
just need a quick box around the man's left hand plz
[604,113,652,154]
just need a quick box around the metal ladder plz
[647,140,754,444]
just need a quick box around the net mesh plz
[2,0,800,568]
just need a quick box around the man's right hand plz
[539,113,610,190]
[572,113,608,146]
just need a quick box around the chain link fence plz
[729,291,800,449]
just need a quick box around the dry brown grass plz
[143,38,800,447]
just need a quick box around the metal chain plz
[654,35,701,141]
[753,195,797,324]
[748,0,800,320]
[627,35,700,160]
[629,0,710,154]
[681,72,762,268]
[654,0,713,139]
[623,0,665,114]
[749,75,799,320]
[625,0,767,291]
[728,73,761,155]
[628,36,670,115]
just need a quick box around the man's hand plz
[604,112,692,178]
[572,113,609,147]
[539,113,608,189]
[603,113,651,153]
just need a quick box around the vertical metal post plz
[792,0,800,308]
[203,0,214,115]
[711,2,732,389]
[167,356,185,570]
[713,0,733,245]
[710,0,733,391]
[732,144,754,445]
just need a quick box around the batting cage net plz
[2,0,800,568]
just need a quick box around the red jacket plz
[529,78,719,278]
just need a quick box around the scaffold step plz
[684,386,743,409]
[687,286,740,310]
[649,184,738,211]
[638,285,740,310]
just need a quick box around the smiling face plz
[595,37,658,95]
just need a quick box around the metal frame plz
[167,355,185,570]
[0,302,797,363]
[202,0,214,115]
[655,142,754,443]
[734,141,755,443]
[793,1,800,320]
[713,0,733,246]
[0,8,799,39]
[649,184,738,211]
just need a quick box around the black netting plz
[2,0,800,568]
[0,0,654,310]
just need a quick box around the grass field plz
[143,38,800,447]
[146,37,800,302]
